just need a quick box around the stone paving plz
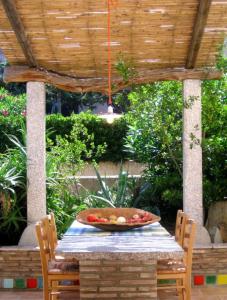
[0,288,227,300]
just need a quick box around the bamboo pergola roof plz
[0,0,226,93]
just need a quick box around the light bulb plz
[106,115,114,124]
[108,105,114,114]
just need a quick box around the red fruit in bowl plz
[128,218,137,223]
[97,218,108,223]
[132,214,140,220]
[87,214,98,222]
[142,215,152,222]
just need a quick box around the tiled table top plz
[56,221,183,260]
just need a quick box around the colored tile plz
[194,275,204,286]
[15,278,25,289]
[60,280,74,286]
[206,275,216,285]
[38,277,43,289]
[217,275,227,285]
[74,279,80,285]
[3,279,14,289]
[27,278,37,289]
[158,279,176,285]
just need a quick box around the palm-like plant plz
[0,130,26,234]
[0,163,24,196]
[86,165,134,208]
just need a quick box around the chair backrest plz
[48,212,58,259]
[182,219,196,277]
[175,210,188,246]
[36,217,52,282]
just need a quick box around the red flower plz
[1,110,9,116]
[21,110,26,117]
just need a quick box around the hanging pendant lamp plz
[100,0,122,124]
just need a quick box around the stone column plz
[19,82,46,246]
[183,80,203,226]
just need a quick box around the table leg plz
[79,258,157,300]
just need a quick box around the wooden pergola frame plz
[0,0,225,92]
[3,66,222,93]
[0,0,225,248]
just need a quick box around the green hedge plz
[0,113,129,161]
[46,113,129,161]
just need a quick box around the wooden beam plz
[1,0,37,67]
[186,0,212,69]
[3,66,222,94]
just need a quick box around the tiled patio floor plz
[0,288,227,300]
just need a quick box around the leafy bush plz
[125,74,227,210]
[0,116,129,163]
[202,77,227,206]
[0,87,129,162]
[46,112,129,162]
[46,118,106,236]
[0,87,26,116]
[0,133,27,245]
[46,175,88,237]
[125,81,183,208]
[0,126,95,243]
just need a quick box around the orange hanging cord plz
[107,0,112,106]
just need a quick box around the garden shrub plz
[0,134,27,245]
[125,75,227,213]
[46,113,129,162]
[0,87,26,116]
[0,95,129,162]
[0,87,26,152]
[0,87,129,162]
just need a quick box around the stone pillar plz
[19,82,46,246]
[183,80,203,226]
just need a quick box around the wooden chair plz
[36,218,79,300]
[157,219,196,300]
[47,212,78,263]
[175,210,188,247]
[47,212,60,260]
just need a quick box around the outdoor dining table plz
[56,220,183,300]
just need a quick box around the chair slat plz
[158,217,196,300]
[36,214,80,300]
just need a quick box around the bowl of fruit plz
[76,208,161,231]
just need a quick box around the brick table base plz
[80,259,157,300]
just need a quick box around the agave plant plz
[86,164,135,208]
[0,130,26,235]
[0,162,24,203]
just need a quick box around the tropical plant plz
[0,163,24,215]
[46,174,88,237]
[85,165,137,208]
[0,127,27,244]
[0,154,26,239]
